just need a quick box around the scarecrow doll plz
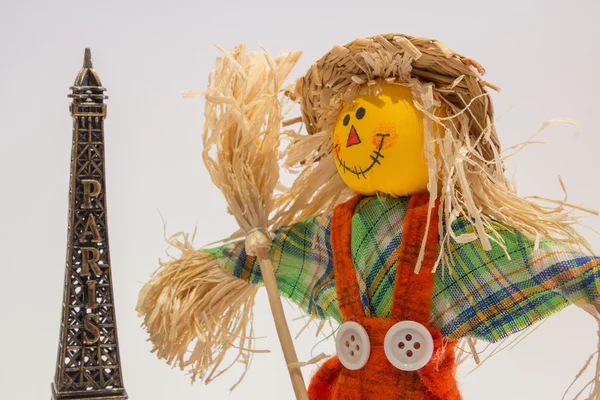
[138,33,600,399]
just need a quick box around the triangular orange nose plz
[346,125,361,147]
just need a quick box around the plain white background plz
[2,0,600,399]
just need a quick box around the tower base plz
[51,384,127,400]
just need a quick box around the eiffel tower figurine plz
[51,48,128,400]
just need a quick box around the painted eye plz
[343,114,350,126]
[355,107,366,120]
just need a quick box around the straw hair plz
[273,33,593,271]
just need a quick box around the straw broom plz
[192,44,307,399]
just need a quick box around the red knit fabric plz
[308,193,461,400]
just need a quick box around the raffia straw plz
[140,44,305,393]
[288,353,330,369]
[271,33,595,279]
[461,310,600,400]
[136,232,260,390]
[143,33,599,391]
[466,338,481,364]
[462,320,547,375]
[193,44,308,399]
[562,303,600,400]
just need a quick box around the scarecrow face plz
[332,84,430,197]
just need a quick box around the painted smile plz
[335,133,390,179]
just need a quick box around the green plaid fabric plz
[204,196,600,342]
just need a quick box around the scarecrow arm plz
[204,213,342,322]
[432,217,600,342]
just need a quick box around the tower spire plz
[83,47,93,68]
[69,47,106,104]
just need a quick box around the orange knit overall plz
[308,193,461,400]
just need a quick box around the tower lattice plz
[52,48,127,400]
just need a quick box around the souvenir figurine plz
[137,33,600,399]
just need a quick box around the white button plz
[384,321,434,371]
[335,321,371,370]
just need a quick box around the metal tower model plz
[52,48,127,400]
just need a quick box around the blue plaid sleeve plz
[432,217,600,342]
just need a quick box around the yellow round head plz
[333,84,433,197]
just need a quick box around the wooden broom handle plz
[255,247,309,400]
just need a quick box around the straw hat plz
[293,33,500,159]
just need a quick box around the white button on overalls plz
[383,320,434,371]
[335,321,371,370]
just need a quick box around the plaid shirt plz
[205,196,600,342]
